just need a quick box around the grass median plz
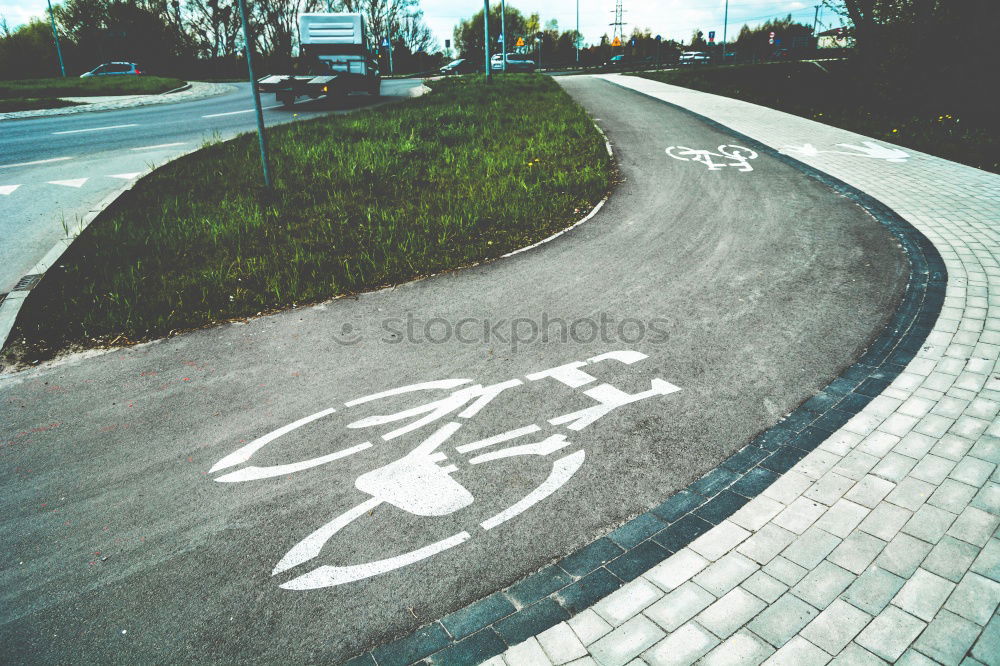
[0,75,186,99]
[0,98,80,112]
[3,74,612,364]
[632,61,998,174]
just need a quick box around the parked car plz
[439,59,478,75]
[490,53,536,72]
[678,51,710,65]
[80,62,144,78]
[605,54,654,68]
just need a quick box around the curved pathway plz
[1,76,919,663]
[482,75,1000,666]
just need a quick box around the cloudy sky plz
[2,0,844,49]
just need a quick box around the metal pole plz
[237,0,272,188]
[483,0,491,81]
[388,39,394,74]
[500,0,507,72]
[721,0,729,64]
[812,5,820,35]
[46,0,66,77]
[575,0,579,62]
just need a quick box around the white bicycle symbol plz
[666,144,759,172]
[209,350,682,590]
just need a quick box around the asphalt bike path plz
[0,76,905,663]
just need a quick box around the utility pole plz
[46,0,66,77]
[500,0,507,72]
[483,0,491,81]
[812,4,821,35]
[721,0,729,64]
[237,0,272,188]
[610,0,625,57]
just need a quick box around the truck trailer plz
[257,13,380,107]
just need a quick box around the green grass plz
[0,76,186,99]
[632,61,998,174]
[0,97,80,112]
[3,75,611,363]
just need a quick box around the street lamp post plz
[575,0,579,63]
[46,0,66,77]
[721,0,729,65]
[500,0,507,72]
[483,0,491,81]
[236,0,273,188]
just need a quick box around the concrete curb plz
[159,83,193,95]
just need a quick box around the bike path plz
[0,76,906,663]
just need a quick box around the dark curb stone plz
[346,79,947,666]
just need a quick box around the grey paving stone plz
[691,552,758,597]
[828,643,888,666]
[944,571,1000,626]
[643,582,715,632]
[970,538,1000,582]
[922,535,981,582]
[782,527,842,569]
[834,450,881,481]
[877,533,935,578]
[871,453,919,483]
[801,599,872,655]
[892,568,956,622]
[845,475,896,509]
[815,499,871,538]
[698,629,775,666]
[886,477,937,511]
[855,605,927,662]
[729,496,786,532]
[762,471,813,505]
[741,572,788,604]
[645,549,710,593]
[537,623,588,665]
[931,434,976,462]
[896,649,940,666]
[858,502,912,541]
[791,561,855,609]
[894,432,938,459]
[697,587,767,639]
[504,637,553,665]
[594,577,664,627]
[971,483,1000,515]
[737,524,796,565]
[902,504,959,543]
[746,592,818,648]
[910,454,958,484]
[773,497,828,535]
[567,609,613,646]
[859,432,903,457]
[641,621,718,666]
[588,615,665,666]
[829,531,888,575]
[762,636,831,666]
[763,556,808,587]
[929,478,980,514]
[913,609,983,666]
[805,472,857,506]
[971,611,1000,664]
[950,456,997,486]
[915,413,955,438]
[842,567,906,615]
[690,521,752,562]
[947,506,1000,547]
[969,434,1000,464]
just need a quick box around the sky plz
[1,0,845,50]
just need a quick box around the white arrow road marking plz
[52,123,138,135]
[108,172,143,180]
[48,178,88,188]
[0,184,21,195]
[130,142,185,151]
[0,157,72,169]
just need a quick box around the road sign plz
[516,36,525,47]
[655,34,661,41]
[382,38,390,47]
[708,30,715,41]
[769,31,775,45]
[611,36,621,47]
[445,39,450,48]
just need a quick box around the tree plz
[452,4,528,60]
[0,18,66,78]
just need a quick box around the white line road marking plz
[0,157,72,169]
[130,142,185,151]
[108,172,143,180]
[52,123,138,135]
[0,185,20,195]
[202,104,283,118]
[48,178,88,188]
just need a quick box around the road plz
[0,79,423,295]
[0,75,907,663]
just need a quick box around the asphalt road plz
[0,75,907,663]
[0,79,423,294]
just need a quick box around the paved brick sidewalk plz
[490,74,1000,666]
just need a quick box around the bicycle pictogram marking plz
[665,145,759,172]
